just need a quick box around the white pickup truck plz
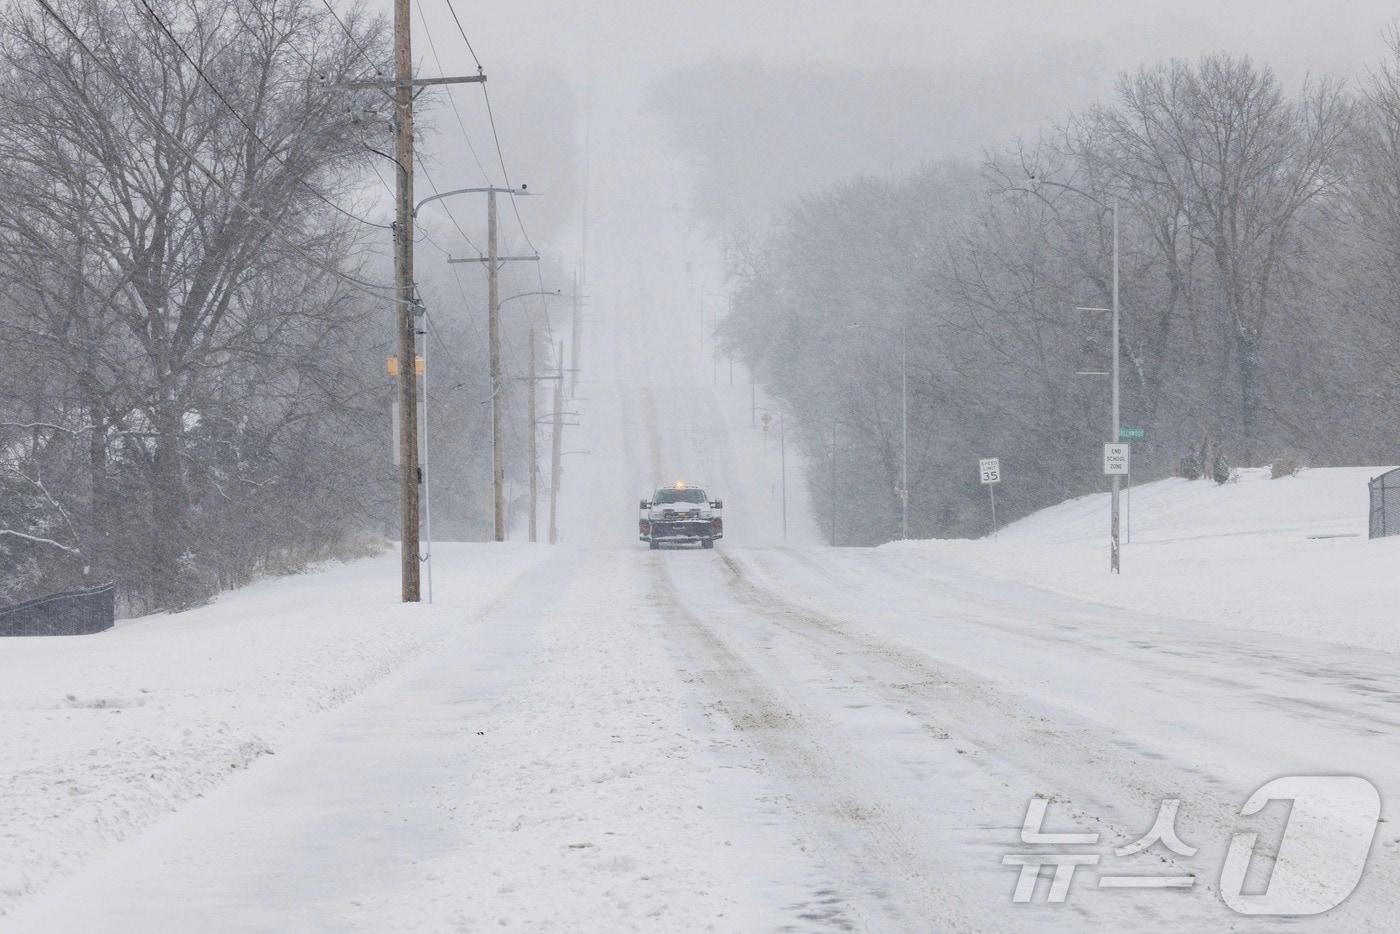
[639,483,723,549]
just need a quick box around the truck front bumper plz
[642,519,721,543]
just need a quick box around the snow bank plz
[888,466,1400,654]
[0,543,548,915]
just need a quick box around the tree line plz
[0,0,542,611]
[722,37,1400,544]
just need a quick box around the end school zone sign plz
[1103,443,1131,476]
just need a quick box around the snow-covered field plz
[5,174,1400,930]
[895,465,1400,653]
[0,543,549,918]
[5,368,1398,932]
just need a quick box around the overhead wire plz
[319,0,383,77]
[34,0,401,305]
[411,0,556,396]
[247,0,396,213]
[440,0,482,70]
[413,0,492,185]
[135,0,392,230]
[436,1,557,344]
[415,157,483,258]
[437,0,539,256]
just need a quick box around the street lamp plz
[1071,197,1123,574]
[1010,181,1125,574]
[846,320,909,540]
[500,288,562,308]
[417,185,540,544]
[753,406,788,542]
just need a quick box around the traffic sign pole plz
[1111,197,1121,575]
[989,484,998,540]
[979,457,1001,539]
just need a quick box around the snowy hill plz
[891,467,1400,654]
[1000,465,1383,544]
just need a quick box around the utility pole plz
[392,0,420,602]
[527,326,538,543]
[487,190,504,541]
[575,91,591,400]
[780,414,787,541]
[440,188,538,544]
[900,322,908,540]
[570,271,581,397]
[830,420,838,546]
[846,321,909,539]
[1110,196,1122,575]
[549,340,565,544]
[339,6,485,600]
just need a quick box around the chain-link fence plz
[0,582,115,637]
[1369,469,1400,539]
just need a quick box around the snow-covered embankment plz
[0,543,547,913]
[888,466,1400,653]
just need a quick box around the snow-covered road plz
[7,366,1398,932]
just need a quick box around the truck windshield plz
[653,489,706,504]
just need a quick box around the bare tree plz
[1099,55,1351,454]
[0,0,391,609]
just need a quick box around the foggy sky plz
[366,0,1400,322]
[380,1,1395,85]
[377,1,1399,226]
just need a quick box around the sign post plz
[1104,443,1130,565]
[979,457,1001,539]
[1118,429,1143,544]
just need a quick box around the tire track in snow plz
[708,549,1400,933]
[636,384,987,931]
[647,555,988,933]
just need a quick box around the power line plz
[435,0,539,255]
[416,156,482,256]
[413,0,492,185]
[479,83,540,255]
[247,1,397,221]
[319,0,384,78]
[441,0,483,70]
[35,0,400,305]
[135,0,391,231]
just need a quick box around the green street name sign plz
[1119,427,1146,441]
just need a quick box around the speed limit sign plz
[979,457,1001,485]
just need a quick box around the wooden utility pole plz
[549,340,564,544]
[487,190,505,541]
[393,0,420,602]
[830,420,837,546]
[331,9,483,595]
[527,326,538,543]
[442,189,537,545]
[570,271,581,397]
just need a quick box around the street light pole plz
[549,340,564,544]
[527,326,537,543]
[1111,196,1121,575]
[847,321,909,539]
[900,322,908,540]
[780,414,787,541]
[487,190,503,541]
[755,406,789,543]
[437,186,539,543]
[831,420,838,546]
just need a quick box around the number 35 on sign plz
[980,458,1001,484]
